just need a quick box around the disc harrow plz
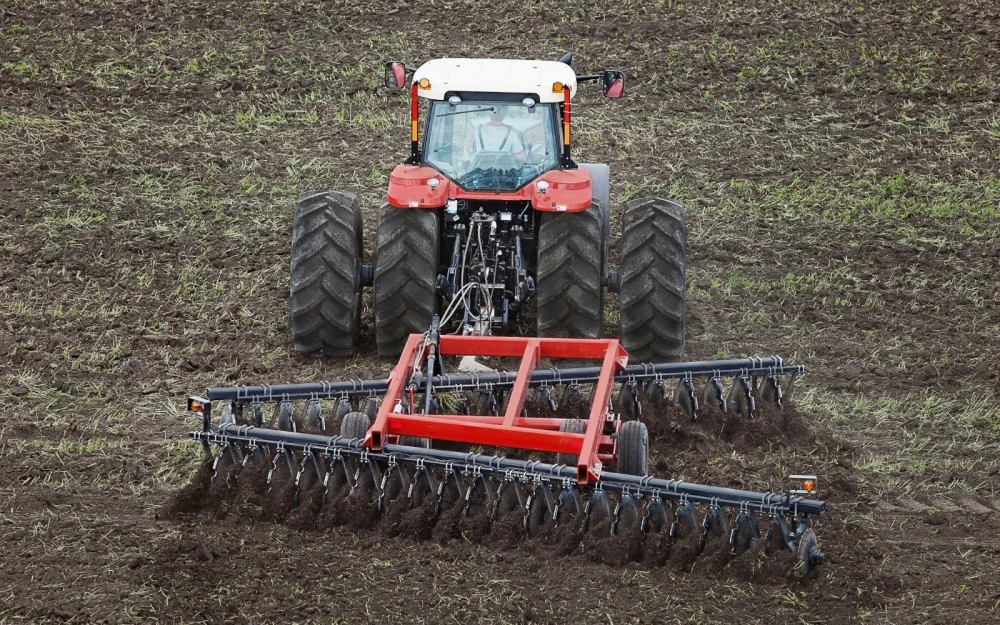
[186,327,824,575]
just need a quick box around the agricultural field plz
[2,0,999,623]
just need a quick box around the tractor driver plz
[473,106,525,159]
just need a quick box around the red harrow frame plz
[370,333,627,484]
[187,322,826,574]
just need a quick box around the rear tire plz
[556,418,587,466]
[619,198,686,362]
[617,420,648,476]
[289,191,363,356]
[536,203,605,339]
[374,204,441,358]
[339,412,371,440]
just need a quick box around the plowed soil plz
[2,1,999,623]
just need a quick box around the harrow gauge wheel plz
[616,420,649,476]
[398,436,431,449]
[289,191,364,357]
[556,418,587,466]
[340,411,371,440]
[795,528,823,577]
[619,198,686,363]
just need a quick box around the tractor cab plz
[384,58,624,202]
[422,95,560,192]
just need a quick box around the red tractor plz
[288,55,685,361]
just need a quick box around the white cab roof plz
[413,58,577,102]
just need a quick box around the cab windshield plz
[424,99,559,191]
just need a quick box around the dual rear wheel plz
[289,180,686,362]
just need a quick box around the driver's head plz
[490,107,507,123]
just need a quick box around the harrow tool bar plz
[206,356,803,403]
[192,423,825,517]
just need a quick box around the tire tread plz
[619,197,686,362]
[289,191,363,356]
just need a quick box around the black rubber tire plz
[374,203,440,358]
[398,436,430,448]
[339,411,371,440]
[536,203,605,339]
[289,191,363,356]
[556,418,586,466]
[619,198,686,362]
[579,163,611,239]
[617,420,648,476]
[796,528,821,577]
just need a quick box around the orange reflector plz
[418,77,431,89]
[790,474,818,495]
[552,81,564,93]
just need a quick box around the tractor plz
[288,54,685,361]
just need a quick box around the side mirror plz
[384,61,407,90]
[602,70,625,99]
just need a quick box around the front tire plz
[536,203,605,339]
[289,191,363,357]
[374,204,440,358]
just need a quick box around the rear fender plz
[387,165,450,208]
[386,165,592,212]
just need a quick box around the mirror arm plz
[575,74,602,83]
